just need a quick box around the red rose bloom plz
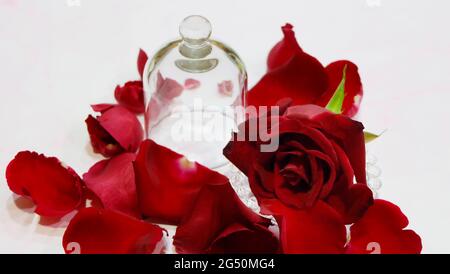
[224,104,372,224]
[85,105,143,157]
[114,81,145,114]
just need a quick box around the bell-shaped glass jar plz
[143,15,247,170]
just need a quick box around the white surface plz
[1,0,449,254]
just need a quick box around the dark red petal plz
[317,61,363,117]
[114,81,145,114]
[85,115,124,157]
[62,208,165,254]
[265,200,346,254]
[247,54,328,109]
[6,151,85,217]
[137,49,148,79]
[347,200,422,254]
[97,106,144,153]
[134,140,229,225]
[173,182,278,254]
[83,153,140,218]
[285,104,367,185]
[267,23,303,71]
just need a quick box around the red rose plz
[85,105,143,157]
[114,81,145,114]
[224,104,372,223]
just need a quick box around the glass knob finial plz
[179,15,212,46]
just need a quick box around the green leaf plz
[364,131,383,143]
[326,65,347,114]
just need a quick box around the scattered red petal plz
[63,208,165,254]
[83,153,140,218]
[173,182,278,254]
[6,151,85,217]
[134,140,228,225]
[247,54,328,109]
[184,78,201,90]
[114,80,145,114]
[346,199,422,254]
[91,103,116,113]
[265,200,346,254]
[137,49,148,79]
[218,80,234,96]
[267,23,303,71]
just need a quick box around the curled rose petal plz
[137,49,148,79]
[346,200,422,254]
[218,80,234,96]
[261,24,364,117]
[247,54,328,109]
[267,23,303,71]
[86,106,143,157]
[173,182,278,254]
[134,140,229,225]
[156,71,184,101]
[264,200,346,254]
[6,151,85,217]
[90,103,116,113]
[317,61,363,117]
[63,208,165,254]
[285,104,367,185]
[184,78,201,90]
[114,81,145,114]
[83,153,139,218]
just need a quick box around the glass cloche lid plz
[142,15,248,170]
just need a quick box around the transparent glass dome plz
[143,15,247,170]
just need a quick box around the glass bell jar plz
[143,15,247,170]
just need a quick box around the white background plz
[1,0,449,253]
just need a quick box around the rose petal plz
[137,49,148,79]
[264,200,346,254]
[156,71,184,101]
[285,104,366,185]
[114,81,145,114]
[91,104,116,113]
[63,208,165,254]
[85,115,124,157]
[218,80,234,96]
[83,153,139,218]
[267,23,303,71]
[317,61,363,117]
[247,54,328,109]
[173,182,278,254]
[134,140,229,225]
[184,78,201,90]
[96,106,144,154]
[346,200,422,254]
[6,151,85,217]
